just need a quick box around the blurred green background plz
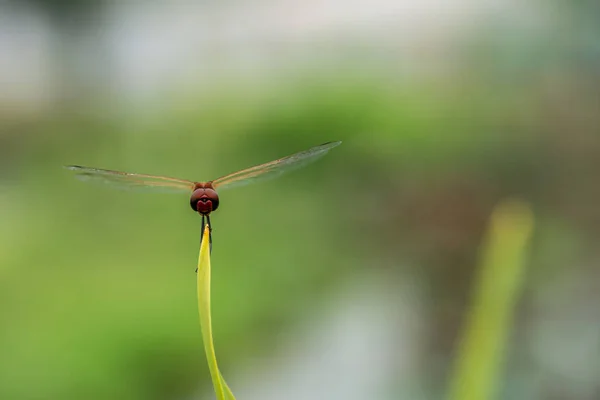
[1,1,600,399]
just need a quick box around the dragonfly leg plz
[196,215,206,273]
[206,215,213,253]
[201,215,206,240]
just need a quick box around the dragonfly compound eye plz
[190,188,220,214]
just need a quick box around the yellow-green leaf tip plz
[200,224,211,259]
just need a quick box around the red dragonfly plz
[66,141,341,250]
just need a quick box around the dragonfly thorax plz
[190,185,219,215]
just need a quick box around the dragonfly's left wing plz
[212,141,341,190]
[65,165,195,193]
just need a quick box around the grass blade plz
[447,198,534,400]
[197,224,236,400]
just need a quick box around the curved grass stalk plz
[197,224,236,400]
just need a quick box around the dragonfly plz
[66,141,341,252]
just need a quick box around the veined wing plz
[65,165,195,193]
[212,141,341,190]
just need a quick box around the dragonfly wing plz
[212,141,341,190]
[65,165,195,193]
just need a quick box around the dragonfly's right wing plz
[65,165,195,193]
[212,141,341,190]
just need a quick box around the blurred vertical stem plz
[197,224,236,400]
[447,199,534,400]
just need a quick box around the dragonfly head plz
[190,187,219,215]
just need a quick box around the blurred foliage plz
[6,0,104,21]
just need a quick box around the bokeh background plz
[1,1,600,399]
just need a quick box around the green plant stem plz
[447,199,534,400]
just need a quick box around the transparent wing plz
[212,141,341,190]
[65,165,195,193]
